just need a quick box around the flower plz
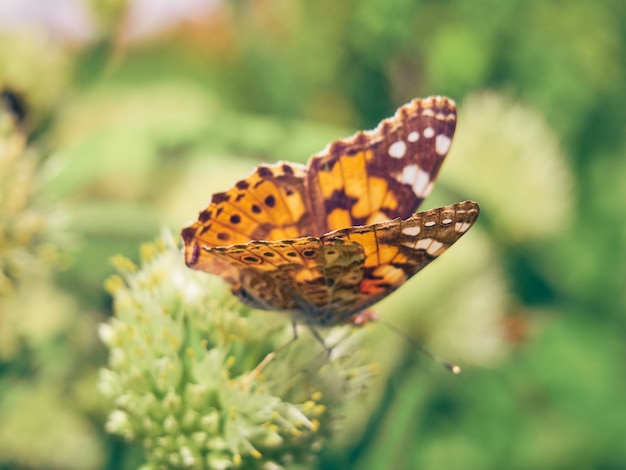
[100,233,375,469]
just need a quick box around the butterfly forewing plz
[306,96,457,234]
[181,162,310,273]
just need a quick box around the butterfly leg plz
[274,320,333,368]
[272,319,301,354]
[305,322,332,357]
[291,319,299,341]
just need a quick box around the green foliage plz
[0,0,623,468]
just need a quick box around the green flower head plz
[99,233,375,469]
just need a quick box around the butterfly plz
[181,96,479,330]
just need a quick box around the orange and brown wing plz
[306,96,457,234]
[208,200,479,325]
[181,162,310,276]
[205,237,366,322]
[322,201,480,322]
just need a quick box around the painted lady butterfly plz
[181,96,479,330]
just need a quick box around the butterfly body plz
[181,97,479,327]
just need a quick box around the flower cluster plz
[99,234,376,469]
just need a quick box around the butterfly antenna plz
[378,319,461,374]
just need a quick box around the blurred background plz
[0,0,624,468]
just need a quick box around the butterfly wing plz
[205,236,366,323]
[203,200,478,324]
[181,162,310,277]
[306,96,457,234]
[322,201,479,323]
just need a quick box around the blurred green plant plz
[0,95,104,470]
[0,32,72,121]
[100,234,376,469]
[0,99,64,294]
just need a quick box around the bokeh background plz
[0,0,624,468]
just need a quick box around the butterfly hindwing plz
[216,237,365,322]
[322,201,479,321]
[209,201,478,325]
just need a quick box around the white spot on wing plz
[423,127,435,138]
[427,241,444,256]
[412,169,431,197]
[396,165,432,198]
[423,181,435,198]
[398,164,418,185]
[442,218,453,225]
[416,238,433,250]
[413,170,430,198]
[408,131,419,142]
[436,134,451,156]
[455,221,470,232]
[388,140,407,159]
[402,225,421,236]
[424,220,436,227]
